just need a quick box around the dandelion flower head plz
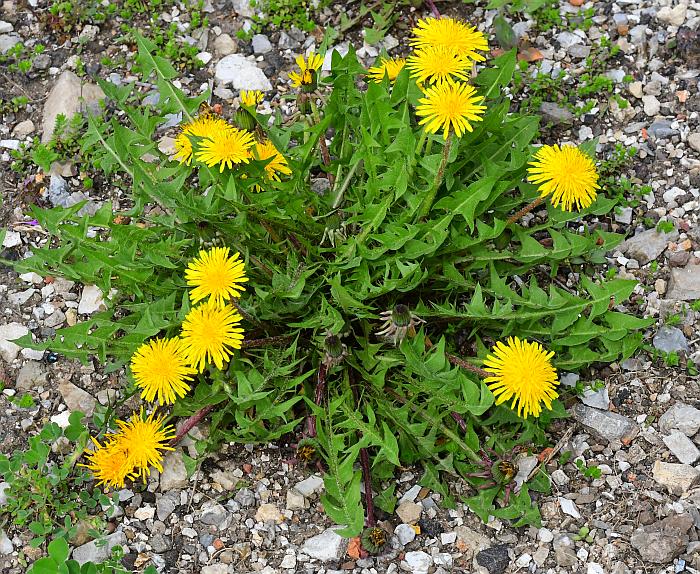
[527,144,600,212]
[180,300,245,372]
[79,437,135,489]
[130,337,196,405]
[252,140,292,185]
[173,115,233,165]
[367,57,406,83]
[407,45,472,85]
[115,409,175,481]
[482,336,559,419]
[240,90,264,107]
[185,246,248,306]
[410,16,488,62]
[416,82,486,140]
[194,127,255,172]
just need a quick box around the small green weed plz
[575,459,602,479]
[656,220,675,234]
[0,414,115,548]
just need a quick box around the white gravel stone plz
[134,506,155,520]
[396,500,422,523]
[159,449,189,491]
[399,484,422,504]
[213,34,237,56]
[663,431,700,464]
[559,497,581,519]
[0,483,9,506]
[403,550,432,574]
[657,5,687,26]
[0,529,13,555]
[2,231,21,248]
[395,523,417,545]
[301,527,348,562]
[659,403,700,436]
[215,55,272,90]
[294,474,324,497]
[252,34,273,54]
[538,527,554,543]
[78,284,107,315]
[0,322,29,362]
[642,95,660,116]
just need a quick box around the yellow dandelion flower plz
[416,82,487,140]
[289,52,324,87]
[79,437,135,489]
[185,246,248,306]
[115,409,175,481]
[367,57,406,83]
[180,300,245,372]
[410,16,488,62]
[483,337,559,419]
[194,128,255,172]
[252,139,292,187]
[173,115,233,165]
[130,338,196,405]
[527,144,600,212]
[407,46,472,85]
[240,90,264,107]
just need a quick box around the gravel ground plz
[2,0,700,573]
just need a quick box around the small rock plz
[210,470,239,490]
[440,531,457,545]
[301,527,348,562]
[396,501,422,524]
[0,529,13,555]
[657,5,687,27]
[213,33,237,56]
[533,547,549,566]
[615,207,633,224]
[12,119,35,138]
[659,403,700,436]
[652,461,700,495]
[642,95,660,116]
[232,0,254,17]
[476,544,511,574]
[688,133,700,153]
[156,494,177,521]
[2,230,21,248]
[58,380,96,417]
[199,501,228,526]
[630,514,693,563]
[294,474,324,497]
[42,71,104,143]
[539,102,574,125]
[556,31,583,49]
[0,33,21,54]
[0,322,29,362]
[134,506,155,520]
[618,228,678,265]
[255,503,284,523]
[516,553,532,568]
[72,532,127,565]
[628,81,643,98]
[399,484,423,504]
[50,411,72,429]
[571,404,638,443]
[78,285,108,315]
[0,21,13,33]
[197,52,212,65]
[252,34,272,54]
[588,563,605,574]
[286,489,306,510]
[159,450,189,491]
[215,55,272,91]
[663,431,700,464]
[16,361,47,391]
[201,565,230,574]
[652,326,689,354]
[538,527,554,543]
[580,386,610,410]
[404,550,432,574]
[551,469,569,486]
[455,526,490,559]
[234,488,255,507]
[666,265,700,300]
[559,497,581,519]
[553,535,578,567]
[149,533,171,553]
[0,482,9,506]
[395,523,417,546]
[279,553,296,569]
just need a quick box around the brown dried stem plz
[506,195,545,225]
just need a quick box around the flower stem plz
[424,0,440,17]
[506,195,544,225]
[170,404,215,446]
[414,134,452,222]
[241,335,295,349]
[332,159,362,209]
[305,363,328,437]
[359,447,376,527]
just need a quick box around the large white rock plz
[42,71,104,143]
[301,527,347,562]
[0,322,29,362]
[215,55,272,91]
[78,284,107,315]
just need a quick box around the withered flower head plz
[376,304,426,346]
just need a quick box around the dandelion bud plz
[234,108,256,132]
[361,526,388,554]
[322,333,348,367]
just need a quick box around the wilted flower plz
[322,332,348,367]
[376,304,425,346]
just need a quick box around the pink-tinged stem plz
[171,404,215,446]
[451,412,467,432]
[305,362,328,438]
[424,0,440,18]
[360,447,376,527]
